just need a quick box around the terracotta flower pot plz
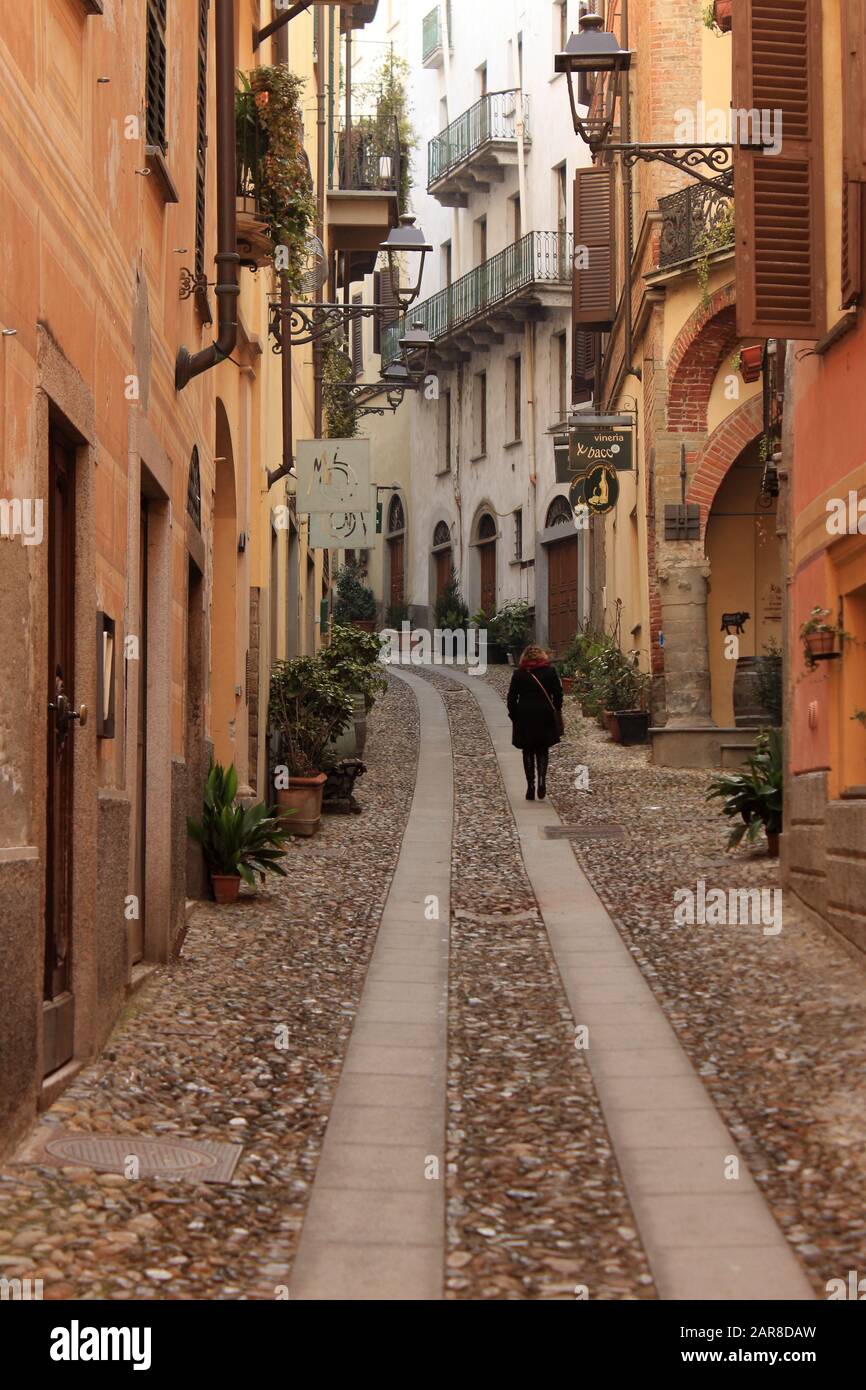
[766,831,780,858]
[560,676,575,695]
[713,0,732,32]
[604,711,621,742]
[211,873,241,905]
[738,343,764,383]
[277,774,327,837]
[351,620,376,633]
[804,630,835,661]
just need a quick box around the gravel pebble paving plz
[417,669,657,1300]
[483,666,866,1297]
[0,676,418,1300]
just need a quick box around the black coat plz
[507,664,564,750]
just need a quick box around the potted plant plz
[587,643,651,743]
[738,343,765,383]
[434,570,469,632]
[187,763,293,904]
[235,68,316,285]
[470,607,509,664]
[319,622,387,758]
[490,600,533,665]
[332,559,377,632]
[269,657,355,835]
[799,605,848,668]
[707,728,783,856]
[702,0,732,32]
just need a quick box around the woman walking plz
[507,644,564,801]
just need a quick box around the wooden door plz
[435,548,452,599]
[479,541,496,615]
[44,436,77,1076]
[389,535,405,607]
[130,503,148,966]
[547,534,579,651]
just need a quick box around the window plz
[474,372,487,457]
[442,240,453,287]
[146,0,168,153]
[352,293,363,378]
[441,389,452,472]
[513,508,523,563]
[478,63,488,98]
[511,356,522,441]
[475,216,487,267]
[556,1,569,53]
[511,194,522,243]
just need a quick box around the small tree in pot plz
[332,559,377,632]
[269,658,354,835]
[319,623,387,760]
[490,600,533,665]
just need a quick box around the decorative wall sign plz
[307,485,378,549]
[555,424,633,483]
[571,464,620,514]
[296,440,371,514]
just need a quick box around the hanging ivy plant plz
[236,67,317,292]
[695,202,735,305]
[359,52,418,215]
[322,341,360,440]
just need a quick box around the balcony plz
[423,2,451,68]
[235,89,280,268]
[428,91,530,208]
[383,229,573,365]
[657,173,734,271]
[327,112,402,265]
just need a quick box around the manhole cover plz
[38,1134,242,1184]
[542,824,625,841]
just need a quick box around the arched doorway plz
[545,495,579,651]
[476,511,497,614]
[432,520,453,601]
[386,494,406,615]
[213,400,237,769]
[705,439,782,725]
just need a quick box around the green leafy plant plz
[386,600,410,629]
[707,729,784,849]
[322,340,360,439]
[490,599,533,651]
[586,640,651,713]
[269,657,355,776]
[799,605,853,669]
[695,202,735,304]
[469,607,494,630]
[332,560,376,624]
[236,67,316,291]
[187,763,293,885]
[359,52,417,214]
[319,622,387,711]
[433,569,469,631]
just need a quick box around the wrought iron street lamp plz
[556,11,733,193]
[398,321,434,380]
[380,215,433,311]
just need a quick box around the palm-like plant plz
[188,764,293,885]
[707,729,783,849]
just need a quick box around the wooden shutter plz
[572,166,616,330]
[351,293,363,378]
[732,0,825,339]
[843,0,866,181]
[572,328,597,405]
[145,0,168,152]
[842,177,863,308]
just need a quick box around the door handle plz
[49,695,88,737]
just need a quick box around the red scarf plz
[520,658,550,672]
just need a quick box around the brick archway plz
[687,393,764,535]
[667,282,739,434]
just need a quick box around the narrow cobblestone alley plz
[3,671,863,1303]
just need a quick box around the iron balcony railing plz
[658,172,734,269]
[428,90,530,187]
[383,229,573,363]
[422,3,451,64]
[329,112,402,194]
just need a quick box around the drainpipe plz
[621,0,640,387]
[314,82,327,435]
[513,14,537,586]
[176,0,240,392]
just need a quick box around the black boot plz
[537,750,549,800]
[522,751,536,801]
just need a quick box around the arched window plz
[433,520,451,548]
[187,446,202,531]
[388,494,405,534]
[477,512,497,541]
[546,495,573,529]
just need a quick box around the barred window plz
[146,0,168,153]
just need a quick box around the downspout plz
[513,15,537,583]
[441,2,460,275]
[176,0,239,391]
[621,0,639,386]
[314,81,327,435]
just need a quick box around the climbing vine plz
[322,341,360,440]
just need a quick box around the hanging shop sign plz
[307,486,378,549]
[296,439,371,514]
[570,463,620,515]
[554,422,633,484]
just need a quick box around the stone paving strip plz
[436,667,814,1302]
[481,668,866,1298]
[289,670,451,1300]
[414,669,657,1300]
[0,677,418,1300]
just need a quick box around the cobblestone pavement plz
[416,670,656,1300]
[0,677,417,1300]
[483,667,866,1296]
